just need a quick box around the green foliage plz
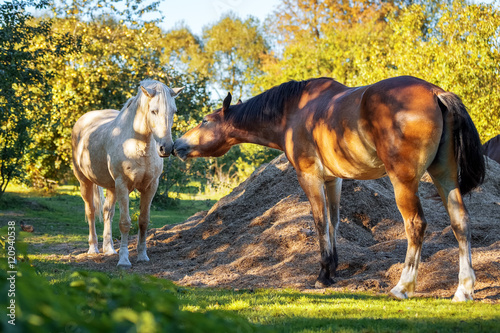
[201,14,269,98]
[259,0,500,143]
[0,0,79,196]
[0,263,261,333]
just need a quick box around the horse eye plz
[151,109,158,115]
[202,118,208,125]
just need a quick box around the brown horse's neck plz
[228,122,284,151]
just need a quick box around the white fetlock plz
[137,242,149,262]
[88,244,99,254]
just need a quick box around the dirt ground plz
[62,155,499,302]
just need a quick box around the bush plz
[0,226,263,333]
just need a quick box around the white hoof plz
[117,256,132,269]
[103,247,117,255]
[137,253,150,263]
[390,286,408,300]
[88,246,99,254]
[452,286,474,302]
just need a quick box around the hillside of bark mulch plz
[72,155,500,302]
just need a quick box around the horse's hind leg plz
[389,177,427,299]
[137,179,158,263]
[116,179,132,268]
[428,165,475,301]
[102,188,117,255]
[79,180,99,254]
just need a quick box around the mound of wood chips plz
[75,155,500,302]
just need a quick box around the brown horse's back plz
[293,76,445,182]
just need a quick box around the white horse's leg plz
[102,188,117,255]
[137,179,158,262]
[389,178,427,299]
[449,187,475,302]
[80,181,99,254]
[116,179,132,268]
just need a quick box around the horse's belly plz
[314,127,386,180]
[322,158,386,180]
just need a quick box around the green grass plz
[177,288,499,332]
[1,185,499,332]
[0,184,214,252]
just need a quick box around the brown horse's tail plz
[437,92,485,195]
[93,184,104,223]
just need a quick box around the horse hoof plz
[103,248,117,255]
[117,258,132,269]
[452,287,474,302]
[137,255,150,263]
[315,278,334,289]
[389,287,408,300]
[87,247,99,255]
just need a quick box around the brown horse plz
[173,76,485,301]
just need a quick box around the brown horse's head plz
[173,92,238,161]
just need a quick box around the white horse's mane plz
[120,79,176,113]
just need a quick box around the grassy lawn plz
[0,184,215,252]
[1,185,499,332]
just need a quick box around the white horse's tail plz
[93,184,104,223]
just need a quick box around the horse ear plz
[237,99,243,105]
[141,86,156,98]
[222,92,232,111]
[171,86,184,98]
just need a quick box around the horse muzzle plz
[157,141,174,158]
[172,140,190,161]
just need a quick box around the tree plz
[24,0,171,185]
[0,0,79,196]
[259,0,499,142]
[201,14,269,99]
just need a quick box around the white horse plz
[71,80,183,268]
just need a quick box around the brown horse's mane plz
[225,78,330,129]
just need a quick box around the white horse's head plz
[139,80,184,157]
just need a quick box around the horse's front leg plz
[297,171,335,288]
[325,178,342,277]
[115,179,132,268]
[137,179,159,263]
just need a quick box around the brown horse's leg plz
[79,180,99,254]
[115,178,132,268]
[297,172,335,288]
[137,179,158,263]
[389,178,427,299]
[102,188,117,255]
[325,178,342,277]
[428,168,475,301]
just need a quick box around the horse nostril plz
[159,146,165,154]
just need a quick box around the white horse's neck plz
[118,100,151,137]
[115,99,154,157]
